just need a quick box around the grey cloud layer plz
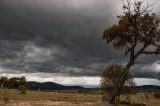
[0,0,159,78]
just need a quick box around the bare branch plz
[125,47,132,55]
[134,44,149,59]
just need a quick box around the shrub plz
[3,96,9,103]
[18,85,26,94]
[3,89,9,103]
[154,91,160,99]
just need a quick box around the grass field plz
[0,89,101,102]
[120,93,160,106]
[0,89,160,106]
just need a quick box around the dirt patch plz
[0,100,106,106]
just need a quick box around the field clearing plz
[0,89,102,102]
[0,100,106,106]
[0,89,160,106]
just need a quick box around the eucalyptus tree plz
[103,0,160,103]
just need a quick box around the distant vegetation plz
[0,76,160,105]
[0,76,27,90]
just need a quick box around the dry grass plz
[0,89,160,106]
[0,100,107,106]
[120,93,160,106]
[0,89,102,102]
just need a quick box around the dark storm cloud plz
[0,0,159,78]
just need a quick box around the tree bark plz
[107,61,134,104]
[108,70,128,104]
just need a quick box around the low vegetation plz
[0,89,160,106]
[0,89,101,102]
[0,76,27,89]
[154,90,160,99]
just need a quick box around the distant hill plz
[27,81,84,90]
[137,85,160,90]
[27,81,160,90]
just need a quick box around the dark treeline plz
[0,76,27,89]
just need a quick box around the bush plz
[154,91,160,99]
[3,89,9,103]
[18,85,26,94]
[3,96,9,103]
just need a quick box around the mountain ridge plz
[27,81,160,90]
[27,81,84,90]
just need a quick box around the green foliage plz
[100,64,124,88]
[100,64,135,92]
[103,0,160,56]
[0,76,27,89]
[102,0,160,103]
[154,90,160,99]
[18,85,27,94]
[0,77,8,88]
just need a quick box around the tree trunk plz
[108,73,127,103]
[107,66,132,104]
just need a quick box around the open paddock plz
[0,89,160,106]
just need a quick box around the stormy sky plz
[0,0,160,85]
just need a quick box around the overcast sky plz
[0,0,160,85]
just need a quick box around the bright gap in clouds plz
[1,73,160,86]
[0,72,100,85]
[134,78,160,86]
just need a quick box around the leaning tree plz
[103,0,160,103]
[100,64,135,102]
[100,64,135,91]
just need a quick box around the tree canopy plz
[102,0,160,103]
[0,76,27,89]
[103,1,160,59]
